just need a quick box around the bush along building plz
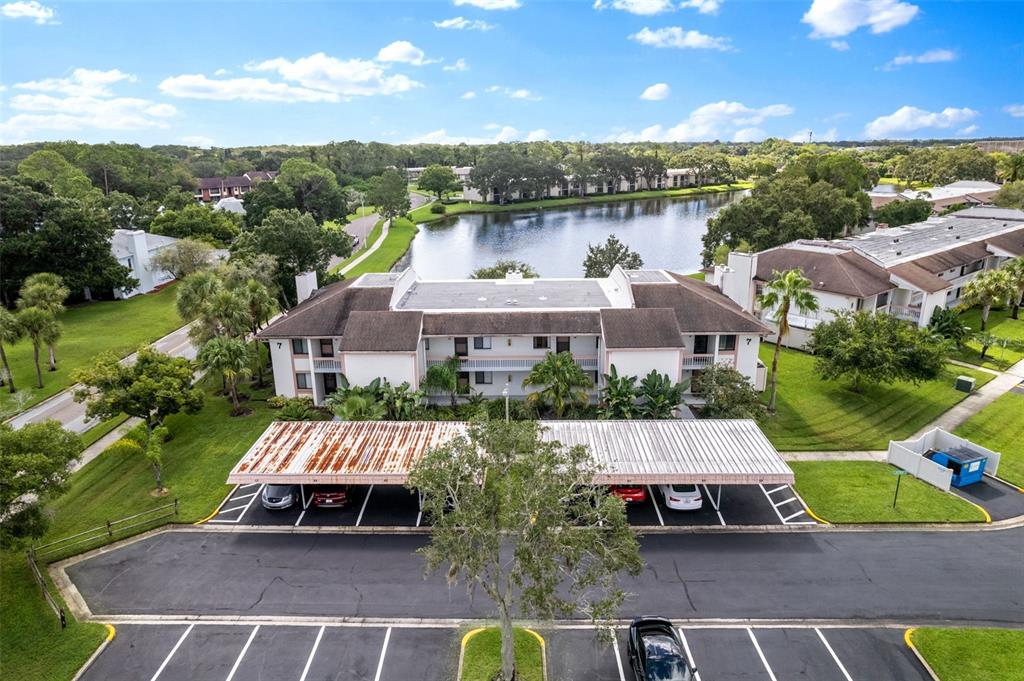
[257,267,770,405]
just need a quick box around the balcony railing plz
[428,356,598,372]
[312,357,343,373]
[681,354,736,370]
[888,305,922,323]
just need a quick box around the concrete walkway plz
[328,193,430,271]
[337,218,391,276]
[782,450,886,462]
[72,418,141,472]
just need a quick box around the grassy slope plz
[342,217,418,278]
[1,285,183,415]
[954,391,1024,487]
[792,461,986,523]
[912,628,1024,681]
[461,628,543,681]
[408,182,753,225]
[330,218,385,273]
[759,345,994,451]
[950,308,1024,371]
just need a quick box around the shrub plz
[429,203,446,214]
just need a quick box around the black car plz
[627,617,697,681]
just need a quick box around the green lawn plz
[1,284,184,416]
[760,345,994,451]
[0,551,107,681]
[955,391,1024,488]
[78,414,131,449]
[912,628,1024,681]
[878,177,933,189]
[686,272,706,281]
[950,307,1024,371]
[791,461,987,523]
[330,218,385,273]
[408,182,753,225]
[341,217,418,279]
[461,628,544,681]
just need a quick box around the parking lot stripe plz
[676,629,703,681]
[295,491,314,527]
[746,628,779,681]
[356,485,375,527]
[815,628,854,681]
[611,629,627,681]
[216,504,251,515]
[782,509,808,522]
[230,491,259,501]
[149,623,194,681]
[224,622,260,679]
[759,484,792,525]
[373,626,392,681]
[646,486,665,526]
[214,483,265,524]
[700,484,726,526]
[765,485,789,495]
[238,483,260,490]
[298,625,326,681]
[772,497,799,508]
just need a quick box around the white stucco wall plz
[342,353,418,388]
[269,342,297,398]
[605,349,681,382]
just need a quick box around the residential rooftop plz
[843,216,1024,267]
[391,277,626,311]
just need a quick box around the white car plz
[658,484,703,511]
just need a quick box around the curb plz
[194,484,239,525]
[904,628,942,681]
[457,627,547,681]
[70,624,115,681]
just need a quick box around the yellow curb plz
[461,627,487,648]
[957,496,992,523]
[803,505,831,525]
[904,627,916,648]
[458,627,547,681]
[904,627,942,681]
[194,484,239,525]
[105,623,116,641]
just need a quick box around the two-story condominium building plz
[461,168,700,204]
[257,267,769,405]
[715,207,1024,348]
[193,171,279,203]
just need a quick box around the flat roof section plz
[227,419,793,486]
[393,279,614,311]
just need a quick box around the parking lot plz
[207,482,815,528]
[950,475,1024,521]
[80,622,928,681]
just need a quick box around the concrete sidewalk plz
[327,193,430,271]
[912,358,1024,436]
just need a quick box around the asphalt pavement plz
[66,528,1024,625]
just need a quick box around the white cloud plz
[180,135,215,148]
[881,48,955,70]
[526,128,549,141]
[829,40,850,51]
[407,124,521,144]
[1004,104,1024,118]
[444,58,469,72]
[788,127,838,142]
[213,68,230,76]
[864,105,978,138]
[640,83,671,101]
[957,124,979,136]
[485,85,542,100]
[453,0,520,9]
[433,16,495,30]
[803,0,919,39]
[732,127,765,142]
[629,26,732,51]
[680,0,721,14]
[593,0,676,15]
[461,90,477,99]
[159,74,340,102]
[605,100,794,142]
[1,1,56,24]
[1,71,176,142]
[376,40,438,66]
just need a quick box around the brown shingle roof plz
[986,229,1024,256]
[338,311,423,352]
[257,281,393,338]
[888,263,949,293]
[755,245,894,297]
[905,241,992,274]
[600,308,685,349]
[632,274,770,334]
[421,311,601,336]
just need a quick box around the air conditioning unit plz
[954,376,976,393]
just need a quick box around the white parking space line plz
[149,623,194,681]
[782,509,808,522]
[772,497,799,508]
[759,484,792,525]
[815,628,853,681]
[373,626,392,681]
[237,483,260,490]
[646,486,665,526]
[215,504,251,515]
[746,628,779,681]
[224,625,260,681]
[214,484,265,524]
[701,484,726,526]
[676,629,703,681]
[298,625,326,681]
[230,492,259,501]
[765,485,789,495]
[295,492,313,527]
[356,485,375,527]
[611,629,627,681]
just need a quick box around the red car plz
[311,485,349,508]
[610,485,647,504]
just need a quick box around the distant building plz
[869,180,1002,213]
[110,229,179,299]
[214,196,246,214]
[194,170,279,203]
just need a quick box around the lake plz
[408,190,747,279]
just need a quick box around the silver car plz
[261,484,299,510]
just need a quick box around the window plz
[457,372,470,391]
[454,337,469,356]
[692,335,710,354]
[718,335,737,351]
[319,338,334,357]
[475,371,493,385]
[473,336,492,350]
[291,339,308,355]
[533,336,549,349]
[960,260,984,276]
[295,372,311,390]
[323,373,338,395]
[424,338,430,351]
[556,336,571,353]
[875,291,889,308]
[856,298,865,311]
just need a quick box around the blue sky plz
[1,0,1022,146]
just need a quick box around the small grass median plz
[330,218,385,273]
[342,217,418,278]
[911,628,1024,681]
[955,391,1024,488]
[792,461,987,523]
[461,628,544,681]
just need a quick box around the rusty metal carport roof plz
[227,419,792,486]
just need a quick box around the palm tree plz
[422,356,463,407]
[0,308,24,393]
[17,272,69,371]
[522,351,593,417]
[757,269,819,413]
[331,394,386,421]
[1003,258,1024,320]
[197,337,251,414]
[16,307,59,389]
[240,278,279,386]
[960,269,1015,331]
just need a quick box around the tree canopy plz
[366,168,411,220]
[582,234,643,277]
[150,203,241,245]
[417,164,460,202]
[873,198,933,227]
[470,260,539,279]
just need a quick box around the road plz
[328,192,430,270]
[66,528,1024,625]
[5,323,195,435]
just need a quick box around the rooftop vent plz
[892,238,900,243]
[896,251,903,256]
[477,297,487,302]
[538,296,548,301]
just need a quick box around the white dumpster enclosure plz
[888,428,1002,491]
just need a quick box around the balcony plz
[312,357,343,373]
[427,355,598,372]
[681,353,736,370]
[888,305,922,323]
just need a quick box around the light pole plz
[502,384,510,423]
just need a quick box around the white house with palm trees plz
[257,266,770,406]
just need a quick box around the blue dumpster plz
[925,447,987,487]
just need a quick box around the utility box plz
[925,448,988,487]
[954,375,976,393]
